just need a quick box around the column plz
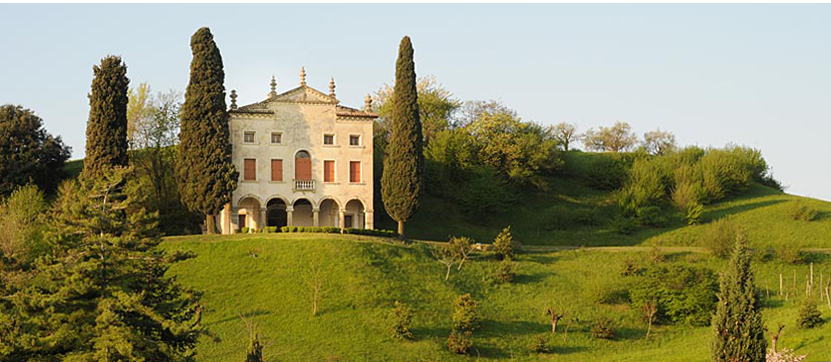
[313,209,320,227]
[339,209,346,231]
[259,209,267,230]
[287,207,294,227]
[222,203,231,234]
[365,210,374,230]
[230,207,239,234]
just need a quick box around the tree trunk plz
[445,264,452,281]
[205,214,216,234]
[397,220,405,237]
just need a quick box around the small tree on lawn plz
[545,306,565,335]
[711,235,767,362]
[391,301,414,340]
[642,298,658,339]
[796,298,823,329]
[305,260,326,316]
[449,236,474,271]
[431,243,455,281]
[447,294,478,354]
[492,226,514,260]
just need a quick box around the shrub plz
[610,217,636,235]
[452,294,478,332]
[280,226,289,232]
[240,227,250,234]
[584,156,628,191]
[796,299,824,329]
[699,218,741,259]
[685,202,703,225]
[648,244,665,264]
[620,257,643,276]
[492,226,514,260]
[0,184,49,265]
[595,287,631,305]
[496,258,515,284]
[391,301,414,340]
[671,178,702,213]
[590,318,616,339]
[776,244,805,265]
[635,205,664,227]
[528,333,551,353]
[787,201,818,222]
[630,264,718,326]
[446,329,472,354]
[343,228,397,237]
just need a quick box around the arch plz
[318,198,341,227]
[295,149,312,181]
[266,198,288,228]
[292,197,315,227]
[265,195,290,207]
[344,199,366,229]
[342,196,367,211]
[235,193,264,208]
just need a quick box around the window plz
[323,134,335,145]
[244,158,257,181]
[324,160,335,183]
[271,132,282,144]
[349,134,361,146]
[349,161,361,183]
[271,159,283,181]
[243,131,255,143]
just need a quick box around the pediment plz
[270,86,338,104]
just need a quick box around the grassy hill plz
[161,233,831,361]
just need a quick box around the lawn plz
[161,233,831,361]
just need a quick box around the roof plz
[231,85,377,118]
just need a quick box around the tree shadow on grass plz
[704,199,785,221]
[477,320,551,337]
[813,211,831,222]
[207,309,272,327]
[551,345,589,354]
[514,271,555,285]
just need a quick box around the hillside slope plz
[161,234,831,361]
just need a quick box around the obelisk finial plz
[230,89,238,110]
[269,76,277,97]
[329,77,336,98]
[300,67,306,86]
[364,93,372,112]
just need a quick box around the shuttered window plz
[271,159,283,181]
[244,158,256,181]
[349,161,361,183]
[324,160,335,183]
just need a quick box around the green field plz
[161,233,831,361]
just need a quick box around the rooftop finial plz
[230,89,238,110]
[329,77,336,98]
[300,67,306,86]
[269,76,277,97]
[364,93,372,112]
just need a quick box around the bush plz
[620,257,643,276]
[776,244,805,265]
[584,156,628,191]
[446,330,472,354]
[787,201,818,222]
[391,301,414,340]
[342,228,396,237]
[685,202,703,225]
[699,218,741,259]
[610,217,636,235]
[452,294,478,332]
[590,318,616,339]
[496,258,515,284]
[240,227,250,234]
[629,265,718,326]
[528,333,551,353]
[796,298,824,329]
[492,226,514,260]
[0,184,49,265]
[635,205,664,227]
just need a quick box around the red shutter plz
[244,159,256,181]
[324,161,335,183]
[295,157,311,180]
[349,161,361,183]
[271,159,283,181]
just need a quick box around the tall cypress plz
[381,36,423,236]
[84,56,129,176]
[711,235,767,361]
[177,27,238,234]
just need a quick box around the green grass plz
[161,234,831,361]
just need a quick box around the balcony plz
[294,179,315,192]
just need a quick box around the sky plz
[1,4,829,200]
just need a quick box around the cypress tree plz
[177,27,238,234]
[83,56,129,176]
[711,234,767,361]
[381,36,423,237]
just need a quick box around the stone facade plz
[218,69,376,234]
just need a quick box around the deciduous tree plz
[582,121,638,152]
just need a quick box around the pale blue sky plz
[1,4,829,200]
